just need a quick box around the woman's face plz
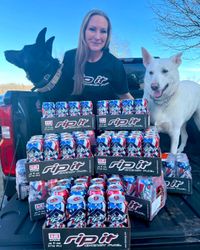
[85,15,108,52]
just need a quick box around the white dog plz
[142,47,200,154]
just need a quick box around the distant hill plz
[0,83,32,94]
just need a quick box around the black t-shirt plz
[41,49,129,105]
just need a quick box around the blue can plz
[46,195,65,227]
[97,100,109,115]
[42,102,55,118]
[68,101,81,116]
[55,101,68,117]
[107,194,127,225]
[70,184,86,197]
[121,99,134,115]
[87,194,106,226]
[80,101,93,116]
[66,195,86,228]
[109,100,121,115]
[134,98,148,114]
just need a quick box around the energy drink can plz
[68,101,81,116]
[111,136,126,156]
[96,135,111,156]
[60,137,76,159]
[121,99,134,115]
[162,153,176,177]
[134,98,148,114]
[107,194,127,225]
[42,102,55,118]
[109,100,121,115]
[76,138,92,158]
[55,101,68,117]
[97,100,109,115]
[87,194,106,226]
[80,101,93,116]
[51,185,69,202]
[46,195,65,227]
[66,195,86,228]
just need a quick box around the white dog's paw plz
[177,146,184,153]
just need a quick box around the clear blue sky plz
[0,0,199,85]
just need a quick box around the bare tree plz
[150,0,200,55]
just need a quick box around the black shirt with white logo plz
[41,49,129,106]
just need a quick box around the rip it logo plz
[64,232,119,247]
[128,200,143,211]
[55,118,89,129]
[109,159,152,171]
[108,117,141,127]
[42,162,85,175]
[165,179,184,188]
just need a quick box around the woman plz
[44,9,134,106]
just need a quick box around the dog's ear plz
[36,27,47,45]
[45,36,55,55]
[170,52,182,66]
[141,47,153,68]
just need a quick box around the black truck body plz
[0,58,200,250]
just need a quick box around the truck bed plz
[0,157,199,250]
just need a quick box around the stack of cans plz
[26,131,94,161]
[26,135,44,162]
[97,98,149,115]
[143,128,160,157]
[162,153,192,179]
[42,100,93,118]
[176,153,191,178]
[16,159,29,200]
[96,127,160,157]
[44,174,129,228]
[43,133,60,161]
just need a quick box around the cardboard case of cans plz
[25,131,95,182]
[162,153,192,195]
[42,175,131,250]
[41,101,96,133]
[95,128,162,176]
[96,99,150,130]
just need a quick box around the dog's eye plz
[162,69,168,74]
[149,71,154,75]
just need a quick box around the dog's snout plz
[151,82,159,91]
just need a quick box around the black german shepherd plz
[4,27,62,92]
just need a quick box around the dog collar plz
[37,63,64,93]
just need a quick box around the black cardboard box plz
[42,220,131,250]
[26,157,94,181]
[95,156,162,176]
[126,195,165,221]
[29,199,46,221]
[164,177,192,195]
[41,115,95,133]
[96,114,150,130]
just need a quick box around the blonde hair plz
[72,9,111,95]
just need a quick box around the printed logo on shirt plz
[84,75,109,86]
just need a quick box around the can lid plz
[71,184,85,191]
[88,194,105,204]
[52,185,66,192]
[108,194,125,203]
[67,195,84,204]
[47,195,63,204]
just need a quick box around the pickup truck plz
[0,58,200,250]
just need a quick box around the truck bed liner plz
[0,160,200,250]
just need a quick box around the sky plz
[0,0,199,86]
